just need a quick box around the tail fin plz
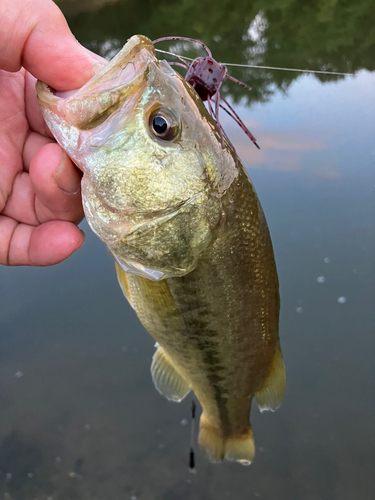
[198,413,255,465]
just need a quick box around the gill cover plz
[37,35,238,280]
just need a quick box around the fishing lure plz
[153,36,260,152]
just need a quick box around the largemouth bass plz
[36,35,286,465]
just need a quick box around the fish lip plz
[83,190,205,247]
[36,34,155,113]
[101,192,205,246]
[125,192,204,236]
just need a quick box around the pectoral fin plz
[151,346,191,402]
[255,346,286,412]
[115,263,133,308]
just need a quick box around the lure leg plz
[220,96,260,149]
[153,36,212,58]
[215,92,224,149]
[207,95,215,119]
[226,74,252,93]
[217,101,259,155]
[214,90,226,149]
[210,98,239,166]
[213,98,249,134]
[168,62,190,70]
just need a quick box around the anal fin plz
[151,346,191,402]
[255,345,286,412]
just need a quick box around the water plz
[1,1,374,498]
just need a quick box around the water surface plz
[0,1,374,498]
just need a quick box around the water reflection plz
[0,1,374,499]
[57,0,375,104]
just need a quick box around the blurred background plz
[0,1,374,499]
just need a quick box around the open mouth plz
[105,192,206,281]
[85,191,205,245]
[125,192,204,237]
[36,35,156,126]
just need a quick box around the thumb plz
[0,0,104,90]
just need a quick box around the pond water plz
[1,1,374,499]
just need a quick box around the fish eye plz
[149,110,178,141]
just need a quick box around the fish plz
[36,35,286,465]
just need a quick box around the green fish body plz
[37,35,286,464]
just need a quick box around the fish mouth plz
[36,35,156,133]
[86,191,205,247]
[106,192,207,281]
[124,192,204,237]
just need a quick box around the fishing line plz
[155,48,353,76]
[155,48,193,62]
[223,63,353,76]
[189,399,197,473]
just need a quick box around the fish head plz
[37,35,238,280]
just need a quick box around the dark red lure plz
[153,36,260,153]
[185,57,227,101]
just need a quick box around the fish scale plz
[124,166,281,448]
[36,34,286,465]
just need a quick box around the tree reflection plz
[57,0,375,103]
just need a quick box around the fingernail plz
[54,151,81,195]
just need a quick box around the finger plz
[29,143,84,224]
[0,139,23,214]
[0,0,104,90]
[3,142,83,225]
[0,215,84,266]
[1,172,39,226]
[23,131,54,171]
[25,72,53,138]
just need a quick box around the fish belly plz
[116,166,285,464]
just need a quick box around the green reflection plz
[56,0,375,103]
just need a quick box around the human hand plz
[0,0,104,266]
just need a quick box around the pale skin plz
[0,0,104,266]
